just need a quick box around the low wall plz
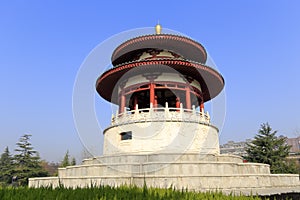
[29,153,300,194]
[29,174,300,193]
[82,153,244,165]
[56,162,270,177]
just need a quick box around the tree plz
[60,151,77,167]
[14,134,48,185]
[40,160,59,176]
[71,157,76,166]
[0,147,14,185]
[245,123,297,174]
[61,150,70,167]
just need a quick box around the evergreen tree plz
[14,134,48,185]
[245,123,297,174]
[0,147,14,185]
[61,150,70,167]
[71,157,76,166]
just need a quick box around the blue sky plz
[1,1,300,162]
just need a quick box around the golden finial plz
[155,23,162,34]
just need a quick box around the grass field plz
[0,185,264,200]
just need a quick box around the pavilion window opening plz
[120,81,204,113]
[120,131,132,141]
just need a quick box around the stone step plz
[59,161,270,178]
[82,153,244,165]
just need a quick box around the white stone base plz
[104,108,219,155]
[29,153,300,195]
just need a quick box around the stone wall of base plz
[57,162,271,178]
[28,153,300,195]
[29,174,300,192]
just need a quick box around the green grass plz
[0,185,263,200]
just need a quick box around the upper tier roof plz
[111,34,207,66]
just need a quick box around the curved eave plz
[111,34,207,65]
[96,59,224,104]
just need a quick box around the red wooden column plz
[119,90,126,113]
[200,102,204,112]
[176,97,180,108]
[118,81,127,113]
[154,96,158,108]
[185,86,191,109]
[150,83,155,107]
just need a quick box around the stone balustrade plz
[111,103,210,126]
